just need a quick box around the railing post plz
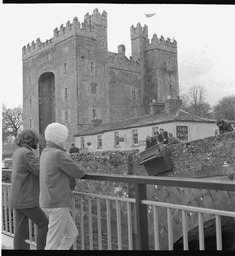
[135,183,149,250]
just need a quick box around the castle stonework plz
[22,8,179,145]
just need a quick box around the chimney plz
[118,44,126,56]
[165,97,182,113]
[91,118,102,127]
[150,99,165,115]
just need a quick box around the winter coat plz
[39,141,86,208]
[69,146,79,154]
[219,121,234,134]
[8,144,40,209]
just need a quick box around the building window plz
[30,99,32,108]
[131,88,137,106]
[81,137,85,149]
[29,77,31,86]
[91,83,97,94]
[63,46,68,53]
[152,126,159,136]
[65,88,68,99]
[114,131,119,147]
[46,53,50,61]
[64,63,67,75]
[29,118,32,128]
[97,135,102,148]
[93,109,97,119]
[91,62,93,73]
[132,129,139,145]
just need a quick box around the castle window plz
[29,77,31,86]
[92,109,97,119]
[97,135,102,149]
[152,126,159,136]
[90,83,97,94]
[132,129,139,145]
[64,63,67,75]
[65,88,68,99]
[131,88,137,106]
[81,137,85,149]
[91,62,94,73]
[30,99,32,108]
[114,131,120,147]
[46,53,50,61]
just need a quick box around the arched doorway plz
[38,72,55,152]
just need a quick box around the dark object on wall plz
[139,144,173,175]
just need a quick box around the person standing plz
[87,142,94,152]
[39,122,87,250]
[8,129,48,250]
[69,143,79,154]
[216,119,234,134]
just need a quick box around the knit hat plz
[44,122,68,145]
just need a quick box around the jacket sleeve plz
[58,151,87,179]
[23,150,40,176]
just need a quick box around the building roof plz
[74,109,215,137]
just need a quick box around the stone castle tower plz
[22,8,179,147]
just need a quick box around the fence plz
[2,171,235,250]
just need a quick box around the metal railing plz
[2,171,235,250]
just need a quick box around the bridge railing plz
[2,170,235,250]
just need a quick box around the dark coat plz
[9,144,40,209]
[39,142,86,208]
[218,121,234,134]
[69,146,79,153]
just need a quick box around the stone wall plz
[72,131,235,249]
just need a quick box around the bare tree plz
[180,85,212,118]
[213,95,235,121]
[2,104,23,142]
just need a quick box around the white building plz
[74,109,217,152]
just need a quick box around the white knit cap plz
[44,122,68,145]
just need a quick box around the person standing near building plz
[216,119,234,134]
[8,129,48,250]
[87,142,94,152]
[39,123,87,250]
[69,143,79,154]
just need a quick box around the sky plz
[1,3,235,109]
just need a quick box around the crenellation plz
[90,8,107,28]
[31,41,35,50]
[22,9,108,59]
[146,33,177,53]
[130,23,148,40]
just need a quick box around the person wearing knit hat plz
[39,122,87,250]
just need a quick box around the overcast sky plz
[1,3,235,109]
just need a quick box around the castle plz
[22,8,180,147]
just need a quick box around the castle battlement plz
[130,23,148,40]
[22,8,107,60]
[145,33,177,53]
